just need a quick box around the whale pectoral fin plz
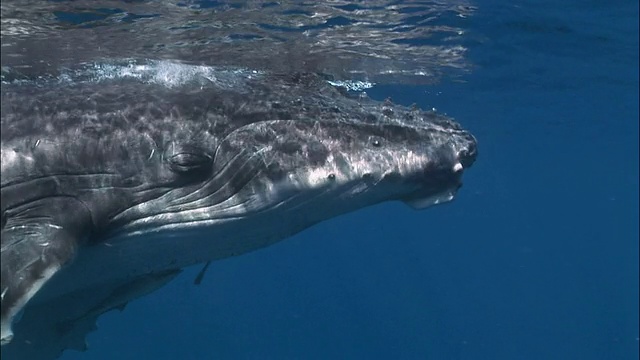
[1,197,91,345]
[1,269,182,359]
[1,225,75,345]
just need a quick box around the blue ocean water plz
[3,0,637,359]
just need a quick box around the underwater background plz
[2,0,638,359]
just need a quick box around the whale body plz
[0,63,477,359]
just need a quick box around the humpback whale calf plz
[0,62,477,358]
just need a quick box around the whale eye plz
[166,145,213,174]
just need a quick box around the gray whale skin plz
[0,69,477,359]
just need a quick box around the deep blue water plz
[11,0,638,359]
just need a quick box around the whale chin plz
[403,187,458,210]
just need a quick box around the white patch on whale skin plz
[404,189,456,210]
[1,148,34,172]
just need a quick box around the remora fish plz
[0,66,477,358]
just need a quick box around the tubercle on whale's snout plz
[456,132,478,169]
[399,127,476,211]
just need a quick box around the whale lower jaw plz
[403,188,458,210]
